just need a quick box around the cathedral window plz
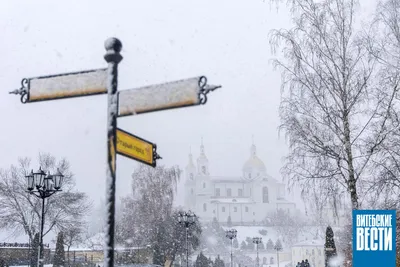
[191,188,194,195]
[227,188,232,197]
[215,188,220,197]
[263,258,267,264]
[248,173,251,179]
[270,258,274,264]
[203,182,206,188]
[238,189,243,197]
[262,187,269,203]
[222,207,226,212]
[245,206,249,212]
[201,166,206,174]
[234,207,237,212]
[203,203,207,212]
[190,173,194,180]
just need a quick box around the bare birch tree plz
[364,0,400,205]
[0,153,92,241]
[269,0,399,211]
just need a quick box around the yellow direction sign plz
[116,128,160,167]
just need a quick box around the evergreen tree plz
[30,233,39,267]
[258,242,265,250]
[274,239,283,251]
[208,257,214,267]
[324,226,337,267]
[266,239,274,250]
[53,232,65,267]
[195,252,209,267]
[211,217,220,232]
[214,255,225,267]
[240,241,247,250]
[227,216,232,228]
[233,238,239,249]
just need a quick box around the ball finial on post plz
[104,37,123,63]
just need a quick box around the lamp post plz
[274,240,282,267]
[226,229,237,267]
[25,167,64,267]
[178,211,196,267]
[252,237,262,267]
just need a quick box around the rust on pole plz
[104,37,123,267]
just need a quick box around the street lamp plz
[26,167,64,267]
[252,237,262,267]
[274,239,283,267]
[178,210,196,267]
[225,229,237,267]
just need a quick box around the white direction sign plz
[24,68,107,102]
[118,76,220,117]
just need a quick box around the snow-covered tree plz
[53,232,65,267]
[63,226,84,266]
[324,226,337,267]
[270,0,399,211]
[214,255,225,267]
[30,233,39,267]
[274,239,283,252]
[240,241,247,250]
[266,239,274,251]
[265,209,305,246]
[195,252,209,267]
[0,154,91,241]
[118,165,201,266]
[258,229,267,236]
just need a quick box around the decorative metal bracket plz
[153,146,162,162]
[198,76,222,105]
[9,78,28,103]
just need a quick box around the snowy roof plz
[275,199,296,204]
[211,198,255,204]
[291,239,325,247]
[210,176,249,183]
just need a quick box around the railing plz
[0,242,50,248]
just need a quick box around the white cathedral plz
[184,141,297,224]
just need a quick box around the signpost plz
[116,128,160,167]
[9,37,221,267]
[10,68,108,103]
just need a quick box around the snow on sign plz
[116,128,161,167]
[118,76,220,117]
[24,68,107,102]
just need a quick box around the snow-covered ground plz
[221,225,322,248]
[261,260,291,267]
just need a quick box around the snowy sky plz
[0,0,377,243]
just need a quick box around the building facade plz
[184,141,297,224]
[291,240,325,267]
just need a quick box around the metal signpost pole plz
[104,38,122,267]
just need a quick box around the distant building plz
[291,240,325,267]
[184,141,297,224]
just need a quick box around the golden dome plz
[242,144,266,173]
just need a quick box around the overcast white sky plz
[0,0,377,243]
